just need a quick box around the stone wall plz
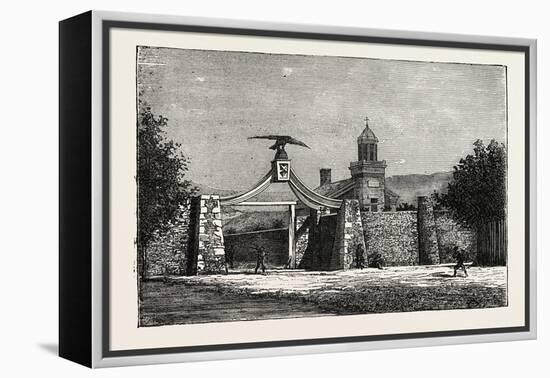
[361,211,419,266]
[331,199,367,270]
[360,208,477,267]
[224,228,289,269]
[148,200,477,276]
[145,205,190,277]
[434,210,477,263]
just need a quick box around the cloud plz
[282,67,293,77]
[195,76,205,82]
[391,159,407,165]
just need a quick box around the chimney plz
[320,168,332,186]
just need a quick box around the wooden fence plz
[476,219,507,266]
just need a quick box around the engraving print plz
[136,46,507,327]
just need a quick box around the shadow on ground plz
[432,272,455,278]
[38,343,58,356]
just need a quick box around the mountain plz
[385,171,453,205]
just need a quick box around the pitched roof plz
[385,187,400,199]
[314,178,355,198]
[357,124,379,143]
[314,178,400,201]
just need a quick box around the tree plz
[396,202,417,211]
[137,108,195,281]
[433,139,506,227]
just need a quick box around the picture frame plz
[59,10,537,368]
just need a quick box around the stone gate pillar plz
[331,199,367,270]
[186,194,226,274]
[417,196,440,265]
[288,203,296,268]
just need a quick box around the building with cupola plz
[315,117,399,211]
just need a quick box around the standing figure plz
[225,244,235,270]
[355,244,366,269]
[452,246,468,277]
[253,244,268,274]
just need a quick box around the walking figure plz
[355,244,365,269]
[452,246,468,277]
[284,256,293,269]
[225,244,235,270]
[253,244,267,274]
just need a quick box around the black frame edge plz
[101,19,532,359]
[59,10,93,368]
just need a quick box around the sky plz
[137,46,506,191]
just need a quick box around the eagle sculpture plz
[248,135,310,159]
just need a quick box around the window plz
[369,143,376,161]
[358,144,365,161]
[370,198,378,212]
